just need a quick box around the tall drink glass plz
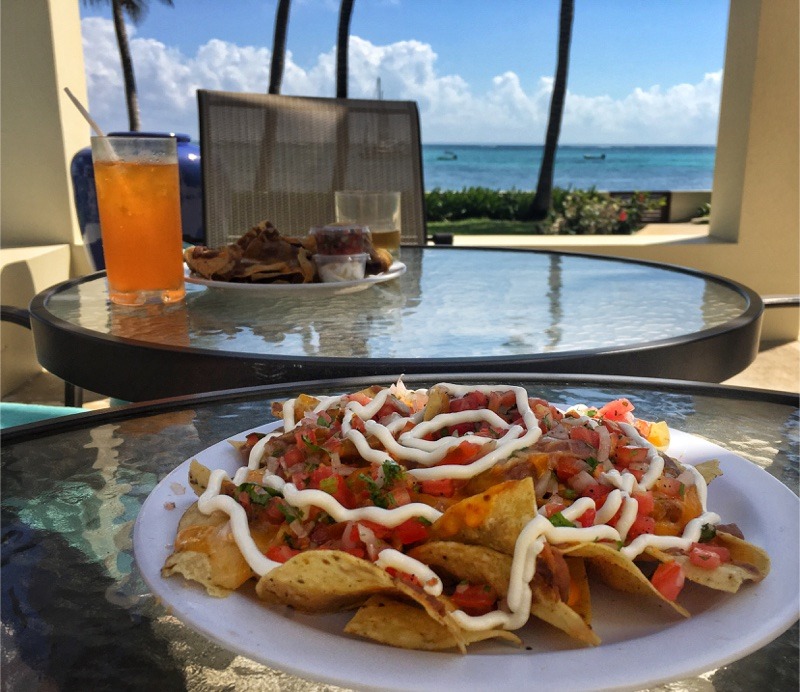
[91,136,186,305]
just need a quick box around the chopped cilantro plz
[381,460,405,486]
[278,502,304,524]
[549,512,575,528]
[316,414,332,428]
[562,488,577,500]
[586,456,600,472]
[238,482,281,506]
[699,523,717,543]
[302,435,329,456]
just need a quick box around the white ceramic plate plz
[185,260,406,295]
[134,423,799,692]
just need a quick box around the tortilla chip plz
[184,244,243,280]
[429,478,537,555]
[409,541,600,646]
[188,460,212,496]
[255,550,397,612]
[344,595,521,651]
[646,532,770,593]
[162,500,276,595]
[561,542,689,617]
[564,556,592,625]
[163,526,252,595]
[694,459,723,485]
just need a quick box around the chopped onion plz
[329,451,354,476]
[568,470,596,493]
[289,519,308,538]
[676,468,696,487]
[265,455,279,474]
[535,470,553,497]
[341,521,358,550]
[358,523,380,560]
[596,425,611,462]
[286,462,306,476]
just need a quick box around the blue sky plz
[79,0,729,144]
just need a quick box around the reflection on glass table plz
[30,247,763,400]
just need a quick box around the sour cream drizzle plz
[195,383,720,633]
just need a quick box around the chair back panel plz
[198,90,427,246]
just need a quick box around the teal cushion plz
[0,402,86,429]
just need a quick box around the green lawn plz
[427,218,548,236]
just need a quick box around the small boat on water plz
[437,150,458,161]
[583,153,606,160]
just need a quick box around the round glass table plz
[29,247,763,401]
[1,374,796,691]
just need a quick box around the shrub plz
[425,187,664,234]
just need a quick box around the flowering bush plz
[547,189,664,235]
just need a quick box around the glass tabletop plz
[44,247,752,358]
[2,374,797,691]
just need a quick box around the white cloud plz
[81,17,721,144]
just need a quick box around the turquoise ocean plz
[422,145,715,193]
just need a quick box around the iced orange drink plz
[91,136,185,305]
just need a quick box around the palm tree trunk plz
[269,0,292,94]
[531,0,574,220]
[112,0,140,131]
[336,0,355,98]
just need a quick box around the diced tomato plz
[310,464,333,485]
[581,482,612,506]
[348,392,373,406]
[439,440,482,466]
[264,497,292,524]
[654,476,684,498]
[419,478,456,497]
[633,490,655,516]
[340,546,366,559]
[450,391,489,413]
[543,500,567,518]
[576,508,596,527]
[627,467,645,482]
[598,398,635,423]
[451,582,498,616]
[386,485,412,507]
[266,544,301,563]
[626,514,656,541]
[282,445,305,467]
[311,469,356,508]
[392,517,430,545]
[357,520,392,540]
[449,422,474,436]
[295,427,316,448]
[554,456,587,482]
[651,561,685,601]
[688,542,730,569]
[569,425,600,449]
[614,445,649,467]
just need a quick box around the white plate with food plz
[185,260,406,295]
[133,385,798,692]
